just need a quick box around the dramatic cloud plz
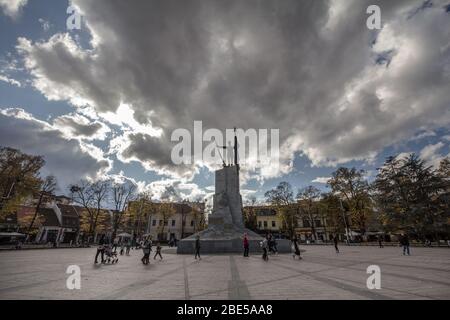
[14,0,450,184]
[53,113,110,141]
[420,142,449,168]
[0,108,112,189]
[0,0,27,18]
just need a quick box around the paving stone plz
[0,246,449,300]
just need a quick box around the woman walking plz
[243,233,249,257]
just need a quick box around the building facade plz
[127,201,206,242]
[244,204,332,242]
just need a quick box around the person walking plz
[141,239,152,265]
[154,242,163,260]
[378,235,384,248]
[333,235,339,254]
[261,237,269,261]
[400,234,411,255]
[195,236,201,260]
[291,236,301,260]
[267,233,275,255]
[119,239,125,255]
[125,238,131,255]
[112,236,119,252]
[272,237,278,254]
[95,236,106,264]
[243,233,249,257]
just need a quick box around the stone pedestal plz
[177,165,290,254]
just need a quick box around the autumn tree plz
[0,147,44,218]
[319,192,345,236]
[328,167,372,235]
[128,191,154,236]
[265,182,296,237]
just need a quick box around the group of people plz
[94,235,164,265]
[140,236,164,265]
[95,232,416,265]
[258,234,280,261]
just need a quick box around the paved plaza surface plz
[0,245,449,300]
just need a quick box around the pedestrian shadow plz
[92,262,121,269]
[142,263,155,269]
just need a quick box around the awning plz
[0,232,26,237]
[117,233,132,238]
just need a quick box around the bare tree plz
[111,181,137,240]
[28,175,58,233]
[297,186,321,241]
[70,180,109,242]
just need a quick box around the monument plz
[177,129,290,254]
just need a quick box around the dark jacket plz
[400,235,410,246]
[195,239,200,249]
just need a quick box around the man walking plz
[333,235,339,254]
[400,234,411,255]
[195,236,201,260]
[95,236,106,264]
[378,235,384,248]
[243,233,249,257]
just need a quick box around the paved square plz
[1,246,449,300]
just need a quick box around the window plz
[159,220,163,226]
[258,221,262,228]
[164,220,168,226]
[152,220,157,227]
[171,220,176,227]
[315,220,322,227]
[272,221,276,228]
[303,219,310,228]
[263,221,268,228]
[190,220,194,227]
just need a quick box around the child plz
[154,242,163,260]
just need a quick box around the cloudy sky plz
[0,0,449,203]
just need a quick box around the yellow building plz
[244,206,283,234]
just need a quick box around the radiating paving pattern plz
[0,246,449,300]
